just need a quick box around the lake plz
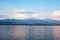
[0,25,60,40]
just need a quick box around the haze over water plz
[0,25,60,40]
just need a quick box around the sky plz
[0,0,60,20]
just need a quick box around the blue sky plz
[0,0,60,20]
[0,0,60,13]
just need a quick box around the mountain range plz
[0,19,60,25]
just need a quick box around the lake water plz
[0,25,60,40]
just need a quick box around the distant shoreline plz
[0,24,60,26]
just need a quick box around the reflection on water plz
[0,25,60,40]
[53,26,60,40]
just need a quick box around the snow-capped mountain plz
[0,19,60,24]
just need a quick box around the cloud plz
[11,9,48,19]
[0,15,9,19]
[12,14,29,19]
[12,9,33,14]
[0,9,60,20]
[51,10,60,20]
[10,10,60,20]
[11,10,33,19]
[0,11,8,19]
[31,14,48,19]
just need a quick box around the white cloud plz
[12,9,33,14]
[0,9,60,20]
[51,10,60,20]
[31,14,48,19]
[11,9,33,19]
[0,15,9,19]
[11,9,48,19]
[12,14,29,19]
[0,11,9,19]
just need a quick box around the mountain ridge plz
[0,19,60,25]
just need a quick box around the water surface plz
[0,25,60,40]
